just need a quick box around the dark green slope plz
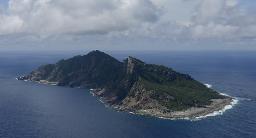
[18,50,224,110]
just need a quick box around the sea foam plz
[191,84,239,120]
[91,83,239,121]
[204,83,212,88]
[156,84,239,121]
[194,98,238,120]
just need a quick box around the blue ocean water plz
[0,51,255,138]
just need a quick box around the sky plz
[0,0,256,51]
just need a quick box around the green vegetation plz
[139,78,222,110]
[21,50,224,111]
[127,62,224,110]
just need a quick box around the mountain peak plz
[87,50,106,56]
[125,56,144,74]
[85,50,120,63]
[127,56,144,64]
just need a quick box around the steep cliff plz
[18,50,228,114]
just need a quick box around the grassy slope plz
[137,64,224,110]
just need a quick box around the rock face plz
[18,50,229,117]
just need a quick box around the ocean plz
[0,51,255,138]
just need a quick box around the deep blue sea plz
[0,51,255,138]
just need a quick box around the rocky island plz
[17,50,233,119]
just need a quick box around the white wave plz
[204,83,212,88]
[126,92,239,121]
[99,98,105,104]
[194,98,239,120]
[235,97,252,101]
[156,87,239,121]
[90,92,96,96]
[219,92,230,97]
[129,111,135,114]
[95,83,239,121]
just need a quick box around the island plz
[17,50,233,119]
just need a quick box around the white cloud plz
[191,23,239,39]
[3,0,159,35]
[0,0,255,42]
[0,14,23,35]
[226,0,238,7]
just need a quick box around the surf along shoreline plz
[17,77,238,121]
[91,83,238,121]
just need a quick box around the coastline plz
[91,87,237,121]
[194,97,238,120]
[116,97,236,121]
[112,84,237,120]
[17,78,238,121]
[126,84,238,120]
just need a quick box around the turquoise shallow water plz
[0,51,255,138]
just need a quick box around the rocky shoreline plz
[115,97,234,120]
[90,88,235,120]
[17,77,235,120]
[137,98,233,120]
